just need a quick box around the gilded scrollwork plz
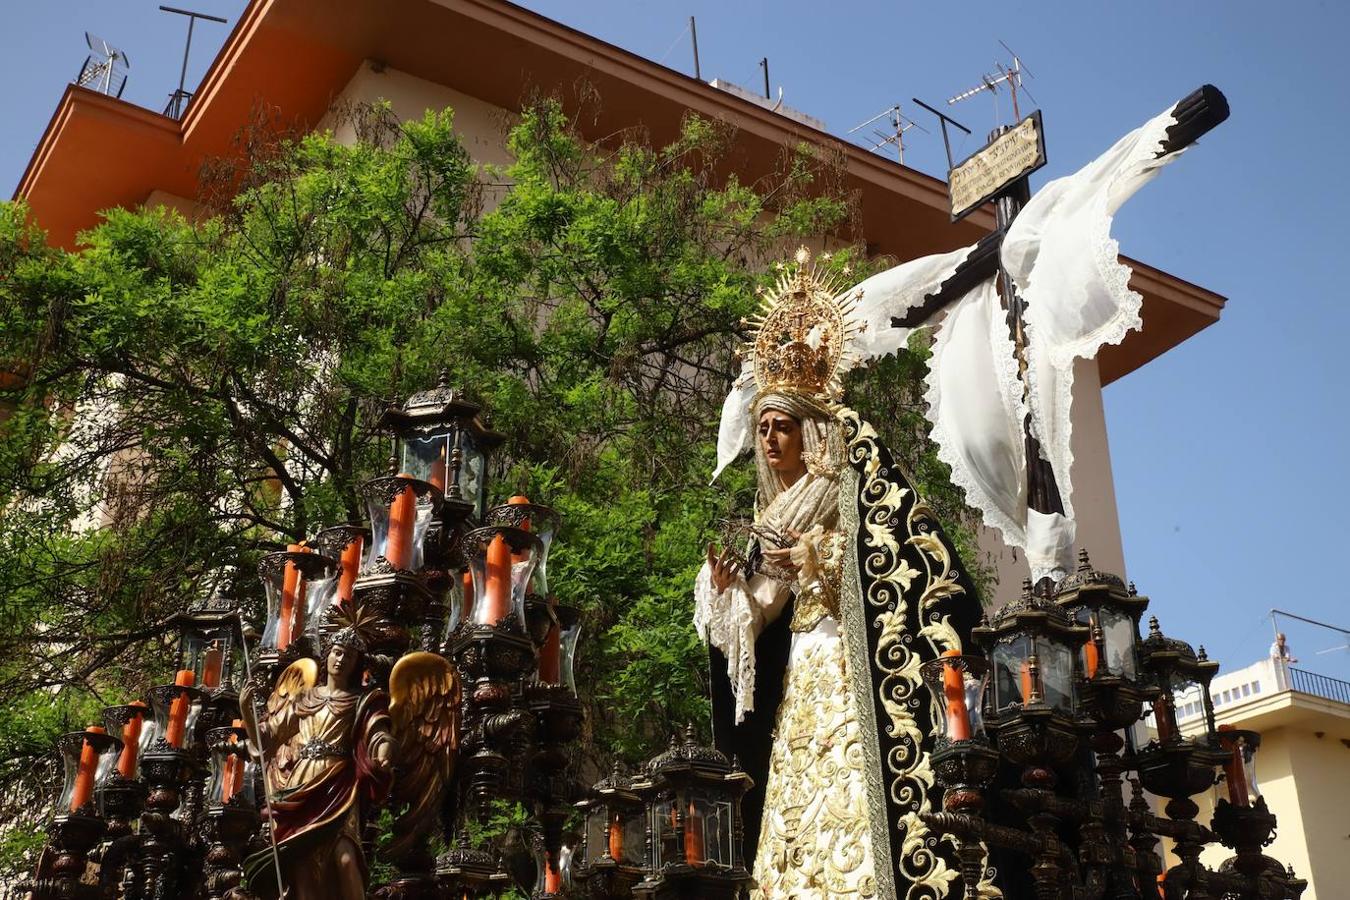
[838,408,1000,900]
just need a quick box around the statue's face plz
[758,410,806,482]
[327,642,360,687]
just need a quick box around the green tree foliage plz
[0,95,988,877]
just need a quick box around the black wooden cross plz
[893,85,1229,590]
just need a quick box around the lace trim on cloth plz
[922,279,1029,553]
[693,564,760,724]
[1006,105,1181,536]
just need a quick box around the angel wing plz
[241,658,317,781]
[383,651,459,862]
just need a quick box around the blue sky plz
[3,1,1347,678]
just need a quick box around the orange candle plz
[508,495,532,565]
[165,669,195,749]
[116,701,147,779]
[683,800,704,864]
[608,810,624,860]
[1153,695,1176,742]
[69,726,106,812]
[336,534,363,604]
[429,445,447,492]
[539,596,561,682]
[543,855,562,892]
[1020,660,1035,704]
[460,571,474,623]
[276,543,306,650]
[941,649,971,741]
[201,641,223,689]
[1217,725,1249,806]
[478,534,512,624]
[1084,639,1100,680]
[386,475,417,571]
[222,718,245,802]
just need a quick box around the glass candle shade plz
[178,622,242,692]
[148,681,206,751]
[56,728,121,815]
[302,567,340,648]
[533,840,572,896]
[258,549,339,653]
[313,524,368,606]
[651,796,680,869]
[920,653,990,742]
[585,805,609,863]
[485,501,561,597]
[990,633,1076,715]
[102,703,152,781]
[1072,607,1139,681]
[1216,726,1261,807]
[206,725,258,810]
[464,525,542,628]
[685,791,735,867]
[1098,607,1139,680]
[360,475,440,573]
[558,609,582,696]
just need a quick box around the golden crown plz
[743,247,864,402]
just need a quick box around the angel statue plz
[697,248,990,900]
[239,603,458,900]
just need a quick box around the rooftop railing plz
[1288,667,1350,705]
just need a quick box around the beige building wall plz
[981,356,1127,602]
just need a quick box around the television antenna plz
[159,5,228,119]
[848,104,928,166]
[947,41,1038,123]
[75,32,130,99]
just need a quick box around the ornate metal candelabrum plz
[919,557,1310,900]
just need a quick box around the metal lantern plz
[378,373,504,524]
[979,582,1085,718]
[574,764,648,899]
[56,728,122,817]
[360,474,442,574]
[631,726,752,900]
[175,600,246,695]
[463,525,543,630]
[257,548,339,654]
[972,580,1089,787]
[1138,616,1220,746]
[1053,549,1147,683]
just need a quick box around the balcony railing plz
[1288,667,1350,705]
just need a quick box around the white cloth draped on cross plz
[714,100,1194,584]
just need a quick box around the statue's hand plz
[706,542,740,594]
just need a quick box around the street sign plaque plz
[948,110,1046,221]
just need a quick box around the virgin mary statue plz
[695,249,991,900]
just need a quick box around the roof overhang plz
[13,0,1225,384]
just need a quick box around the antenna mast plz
[947,41,1037,123]
[75,33,130,99]
[159,5,228,119]
[848,104,928,166]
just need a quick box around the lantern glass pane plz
[1038,638,1077,714]
[585,807,608,862]
[652,797,679,869]
[57,751,78,813]
[560,619,582,696]
[621,808,646,865]
[702,796,735,867]
[460,437,487,518]
[401,433,452,491]
[991,634,1032,710]
[1099,608,1137,679]
[303,571,339,647]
